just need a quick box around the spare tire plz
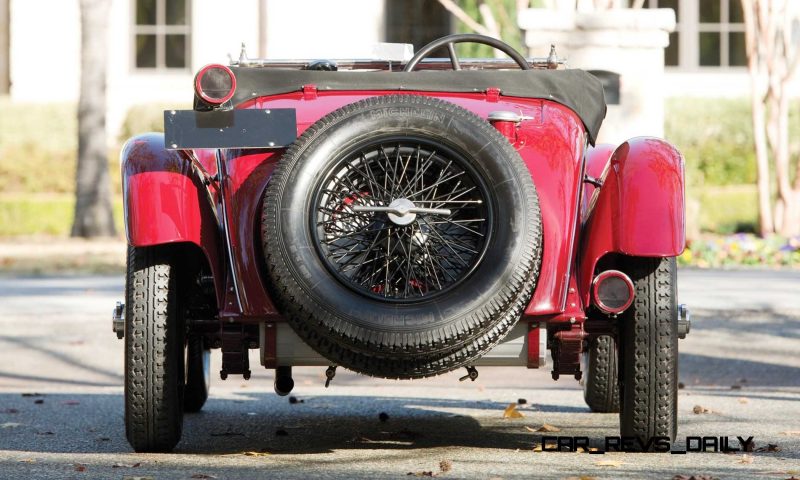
[262,95,542,379]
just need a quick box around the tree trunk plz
[742,0,774,236]
[71,0,115,238]
[0,0,10,94]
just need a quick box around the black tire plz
[262,95,542,379]
[124,246,184,452]
[582,335,620,413]
[183,336,210,413]
[618,257,679,446]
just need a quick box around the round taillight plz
[591,270,634,315]
[194,64,236,106]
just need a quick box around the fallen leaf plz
[532,443,542,452]
[74,463,87,472]
[536,424,561,433]
[1,422,22,429]
[34,399,44,405]
[780,431,800,436]
[190,475,217,479]
[731,384,742,390]
[755,443,781,453]
[288,396,304,404]
[98,437,110,441]
[738,397,749,404]
[738,454,754,464]
[525,426,537,432]
[18,459,35,464]
[678,382,685,389]
[439,459,452,473]
[35,431,54,435]
[407,472,434,477]
[692,405,711,414]
[595,460,627,467]
[3,408,19,413]
[517,398,527,405]
[21,393,43,397]
[503,403,524,419]
[243,451,270,457]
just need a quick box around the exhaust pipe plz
[591,270,634,315]
[274,366,294,396]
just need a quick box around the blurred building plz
[0,0,797,139]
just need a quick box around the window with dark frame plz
[133,0,191,70]
[647,0,747,70]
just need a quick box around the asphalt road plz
[0,269,798,479]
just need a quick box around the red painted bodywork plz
[121,134,225,308]
[122,90,685,325]
[578,137,686,307]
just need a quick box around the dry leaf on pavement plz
[738,454,754,464]
[536,424,561,432]
[755,444,781,453]
[503,403,524,418]
[243,451,271,457]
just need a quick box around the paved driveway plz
[0,269,798,479]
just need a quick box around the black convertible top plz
[231,68,607,145]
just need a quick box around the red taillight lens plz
[194,64,236,106]
[591,270,634,315]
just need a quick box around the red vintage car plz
[115,34,690,452]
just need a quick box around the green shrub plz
[665,97,800,186]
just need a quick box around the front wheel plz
[618,257,679,446]
[183,336,211,413]
[124,246,184,452]
[582,335,620,413]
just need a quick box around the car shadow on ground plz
[0,391,610,455]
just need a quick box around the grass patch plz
[693,184,758,234]
[0,194,124,237]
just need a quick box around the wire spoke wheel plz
[263,95,542,378]
[313,138,492,302]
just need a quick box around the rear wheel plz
[582,335,620,413]
[124,246,184,452]
[618,257,679,446]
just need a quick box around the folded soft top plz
[231,68,607,145]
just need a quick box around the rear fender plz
[578,137,685,306]
[121,133,224,303]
